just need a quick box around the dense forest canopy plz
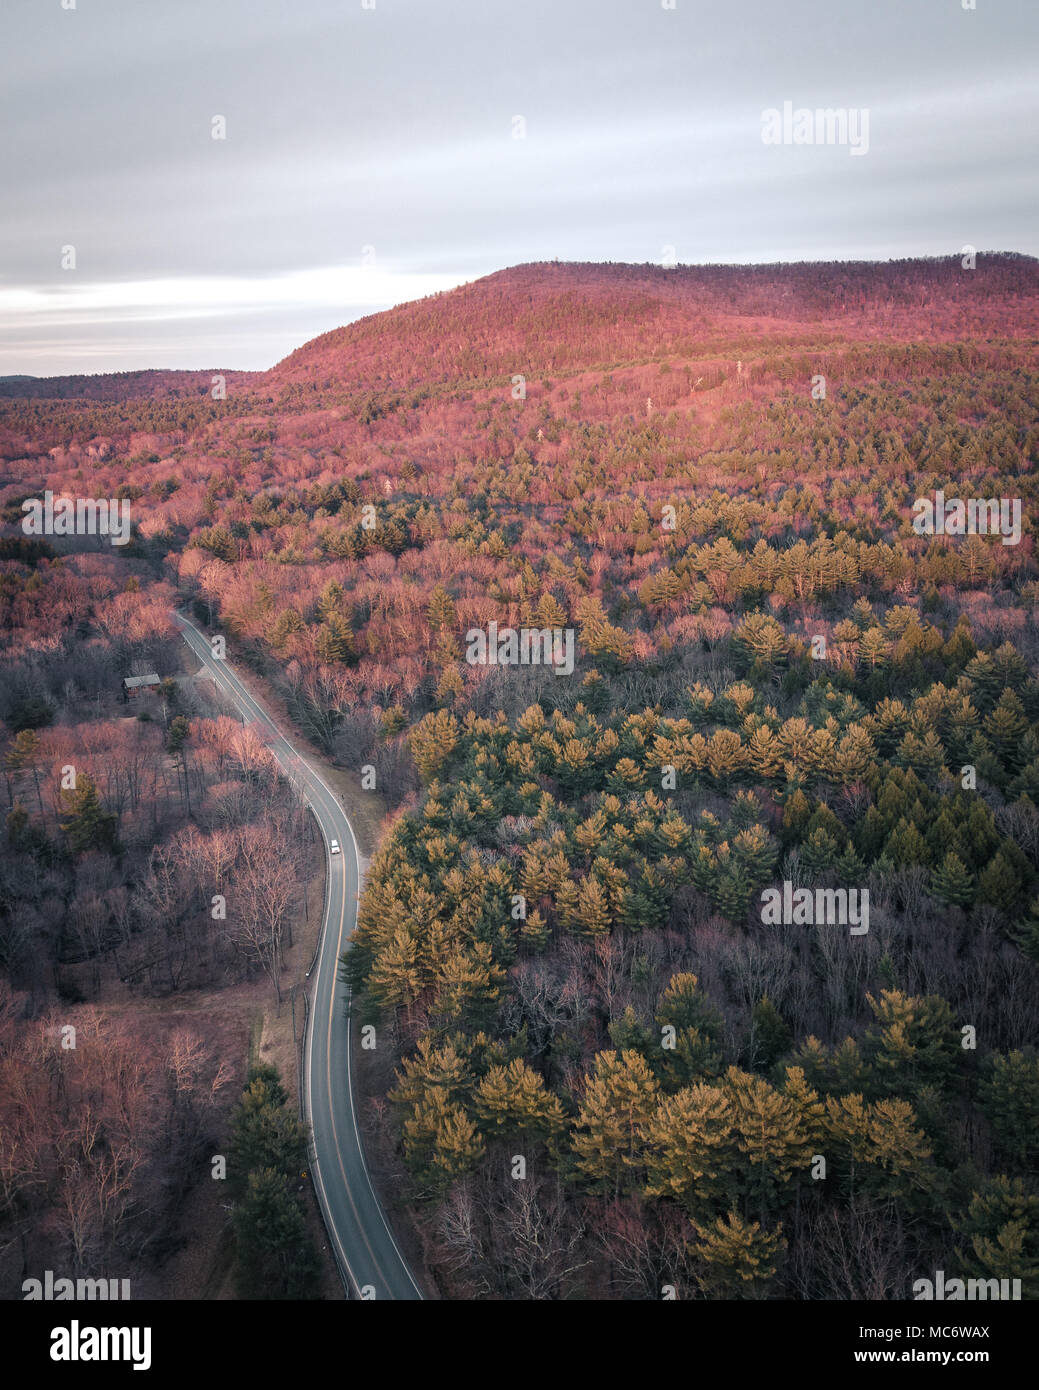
[1,255,1038,1299]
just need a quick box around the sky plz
[1,0,1036,375]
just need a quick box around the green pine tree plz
[59,774,119,855]
[929,851,975,908]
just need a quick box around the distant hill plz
[2,255,1035,402]
[268,253,1039,392]
[0,368,260,401]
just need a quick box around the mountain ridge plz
[268,252,1039,389]
[2,254,1035,400]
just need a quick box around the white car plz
[329,839,341,855]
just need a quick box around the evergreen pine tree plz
[59,773,120,855]
[690,1210,784,1299]
[929,851,975,908]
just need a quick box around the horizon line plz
[2,249,1034,383]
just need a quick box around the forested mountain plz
[273,255,1039,390]
[1,255,1038,1299]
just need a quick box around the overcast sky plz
[1,0,1036,375]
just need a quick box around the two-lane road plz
[174,611,422,1301]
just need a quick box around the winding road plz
[174,611,423,1301]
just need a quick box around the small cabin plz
[122,673,161,701]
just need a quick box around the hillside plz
[1,255,1039,1302]
[270,254,1039,391]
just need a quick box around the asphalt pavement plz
[174,611,423,1301]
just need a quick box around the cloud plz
[0,265,475,327]
[0,266,480,373]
